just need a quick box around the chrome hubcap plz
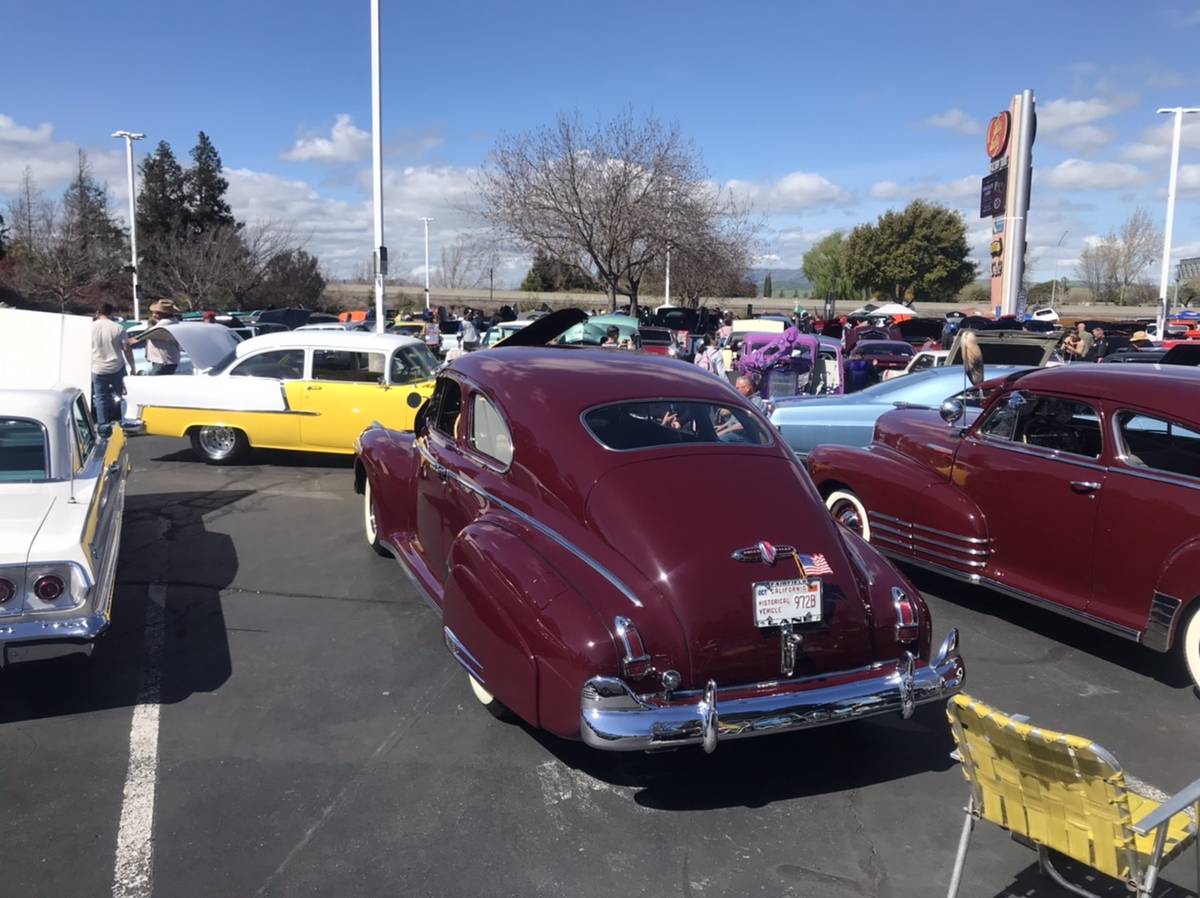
[198,426,237,459]
[831,501,863,535]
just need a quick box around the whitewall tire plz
[1180,605,1200,692]
[364,480,390,557]
[468,674,514,720]
[826,489,871,541]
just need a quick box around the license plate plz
[753,578,822,627]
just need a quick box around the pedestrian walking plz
[693,334,725,378]
[461,313,480,351]
[91,302,134,431]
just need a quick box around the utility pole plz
[111,130,145,321]
[420,217,434,311]
[1156,107,1200,338]
[489,267,494,304]
[370,0,387,333]
[1049,230,1068,308]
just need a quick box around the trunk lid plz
[0,489,55,565]
[585,452,875,688]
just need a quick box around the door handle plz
[1070,480,1101,494]
[306,384,322,391]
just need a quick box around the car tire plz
[468,673,515,720]
[1177,603,1200,692]
[189,426,249,465]
[826,489,871,541]
[364,479,390,557]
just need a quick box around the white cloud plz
[1038,97,1125,133]
[1121,116,1200,161]
[868,175,976,202]
[281,114,370,164]
[869,180,900,199]
[925,108,981,136]
[726,170,850,212]
[1040,159,1147,190]
[1053,124,1118,154]
[0,112,127,199]
[1181,164,1200,194]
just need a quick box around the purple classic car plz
[738,329,844,399]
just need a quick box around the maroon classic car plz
[807,365,1200,689]
[353,333,963,753]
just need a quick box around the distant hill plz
[747,268,811,298]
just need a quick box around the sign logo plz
[756,540,777,566]
[986,111,1011,159]
[990,237,1003,257]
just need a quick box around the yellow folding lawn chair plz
[945,693,1200,897]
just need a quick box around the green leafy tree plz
[137,141,188,241]
[844,200,976,303]
[252,248,326,307]
[520,248,595,291]
[186,131,235,233]
[763,271,772,298]
[801,231,855,301]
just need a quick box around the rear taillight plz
[0,578,14,603]
[34,575,65,602]
[892,587,920,643]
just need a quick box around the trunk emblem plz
[732,542,796,566]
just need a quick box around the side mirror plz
[939,398,965,425]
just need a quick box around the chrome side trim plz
[964,436,1107,472]
[880,549,1142,643]
[872,532,989,569]
[1107,465,1200,494]
[580,631,964,752]
[443,625,485,678]
[1142,593,1183,653]
[416,441,643,608]
[870,512,990,545]
[871,522,990,556]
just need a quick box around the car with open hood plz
[352,309,963,753]
[123,325,436,463]
[806,363,1200,689]
[0,309,130,664]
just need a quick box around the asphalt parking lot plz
[2,436,1198,898]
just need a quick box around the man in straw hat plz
[133,299,183,375]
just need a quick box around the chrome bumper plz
[0,614,111,664]
[580,629,963,753]
[121,419,146,435]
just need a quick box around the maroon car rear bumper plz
[580,629,963,753]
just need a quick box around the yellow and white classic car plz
[0,309,130,664]
[123,327,438,463]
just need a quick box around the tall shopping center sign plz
[982,90,1036,317]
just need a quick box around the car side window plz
[469,394,513,466]
[312,350,385,383]
[979,393,1102,458]
[1118,412,1200,479]
[430,378,462,438]
[230,349,306,379]
[72,396,97,465]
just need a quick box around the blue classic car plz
[770,365,1026,457]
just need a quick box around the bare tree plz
[1077,240,1120,304]
[436,234,499,289]
[477,110,711,313]
[1115,208,1161,304]
[150,220,296,309]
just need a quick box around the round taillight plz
[34,575,65,602]
[0,578,14,603]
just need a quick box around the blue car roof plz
[772,365,1028,415]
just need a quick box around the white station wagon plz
[0,310,130,664]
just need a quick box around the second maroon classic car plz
[354,317,963,753]
[807,364,1200,689]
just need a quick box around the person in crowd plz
[693,334,725,377]
[91,302,135,431]
[602,325,621,346]
[1086,327,1107,361]
[1064,321,1093,362]
[733,375,765,412]
[202,310,217,323]
[461,313,480,352]
[1131,330,1154,349]
[135,299,182,375]
[717,313,734,342]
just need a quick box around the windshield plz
[0,418,48,482]
[584,401,772,450]
[390,345,438,384]
[855,343,912,357]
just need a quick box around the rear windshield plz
[0,418,48,482]
[855,343,912,356]
[584,401,772,450]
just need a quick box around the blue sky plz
[4,0,1200,285]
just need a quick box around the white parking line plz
[112,581,166,898]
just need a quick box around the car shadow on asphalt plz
[0,490,247,723]
[524,703,956,811]
[151,447,355,469]
[902,567,1193,692]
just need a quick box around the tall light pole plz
[1156,107,1200,338]
[111,130,145,321]
[420,217,434,311]
[664,247,671,307]
[1049,229,1068,308]
[370,0,387,333]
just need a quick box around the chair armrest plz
[1132,776,1200,836]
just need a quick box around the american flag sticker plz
[798,553,834,576]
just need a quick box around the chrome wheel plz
[364,480,390,556]
[198,426,238,459]
[825,489,870,541]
